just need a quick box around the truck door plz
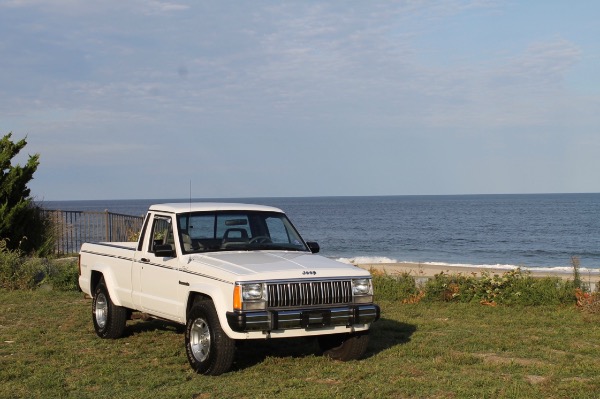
[137,215,183,320]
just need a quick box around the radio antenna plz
[189,179,192,211]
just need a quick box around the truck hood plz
[187,251,369,281]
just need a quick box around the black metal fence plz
[43,210,144,255]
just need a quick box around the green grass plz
[1,290,599,398]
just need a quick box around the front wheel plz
[185,301,235,376]
[92,278,127,339]
[318,331,370,361]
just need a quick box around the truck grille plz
[267,280,353,308]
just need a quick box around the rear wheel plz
[92,278,127,339]
[185,301,235,375]
[318,331,370,361]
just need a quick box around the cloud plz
[417,37,587,129]
[1,2,592,132]
[501,38,582,86]
[144,1,189,13]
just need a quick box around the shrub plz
[372,271,420,302]
[466,269,531,305]
[43,258,79,291]
[423,272,474,303]
[0,239,46,290]
[504,275,576,306]
[575,288,600,314]
[419,268,577,306]
[0,239,79,291]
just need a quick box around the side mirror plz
[154,244,175,258]
[306,241,320,254]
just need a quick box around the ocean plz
[43,193,600,272]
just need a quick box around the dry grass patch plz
[475,353,547,367]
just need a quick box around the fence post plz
[105,210,110,242]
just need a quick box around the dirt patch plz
[524,375,547,385]
[475,353,546,367]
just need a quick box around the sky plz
[2,0,599,201]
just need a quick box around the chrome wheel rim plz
[95,293,108,328]
[190,317,211,362]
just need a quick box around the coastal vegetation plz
[2,243,598,310]
[0,239,79,290]
[372,267,582,307]
[0,132,54,256]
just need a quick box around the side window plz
[266,217,290,243]
[149,216,173,253]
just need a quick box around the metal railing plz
[44,210,144,255]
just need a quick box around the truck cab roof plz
[149,202,284,214]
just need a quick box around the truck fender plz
[184,282,238,338]
[88,264,125,307]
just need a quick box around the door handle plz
[140,258,150,263]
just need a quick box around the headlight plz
[234,283,267,311]
[352,278,373,303]
[352,278,373,295]
[243,283,265,300]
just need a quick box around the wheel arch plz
[90,271,103,293]
[184,283,241,339]
[186,291,213,317]
[88,267,124,306]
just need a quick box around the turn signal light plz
[233,285,242,310]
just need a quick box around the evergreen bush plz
[1,132,54,256]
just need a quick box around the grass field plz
[1,289,599,399]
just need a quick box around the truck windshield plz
[177,211,310,254]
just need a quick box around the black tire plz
[185,301,235,376]
[318,331,370,361]
[92,278,127,339]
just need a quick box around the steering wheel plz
[249,236,272,244]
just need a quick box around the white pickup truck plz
[78,203,380,375]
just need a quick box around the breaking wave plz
[336,256,398,265]
[335,257,599,275]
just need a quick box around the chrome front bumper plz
[226,304,380,333]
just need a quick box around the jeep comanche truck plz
[78,203,380,375]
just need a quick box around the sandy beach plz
[357,262,600,288]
